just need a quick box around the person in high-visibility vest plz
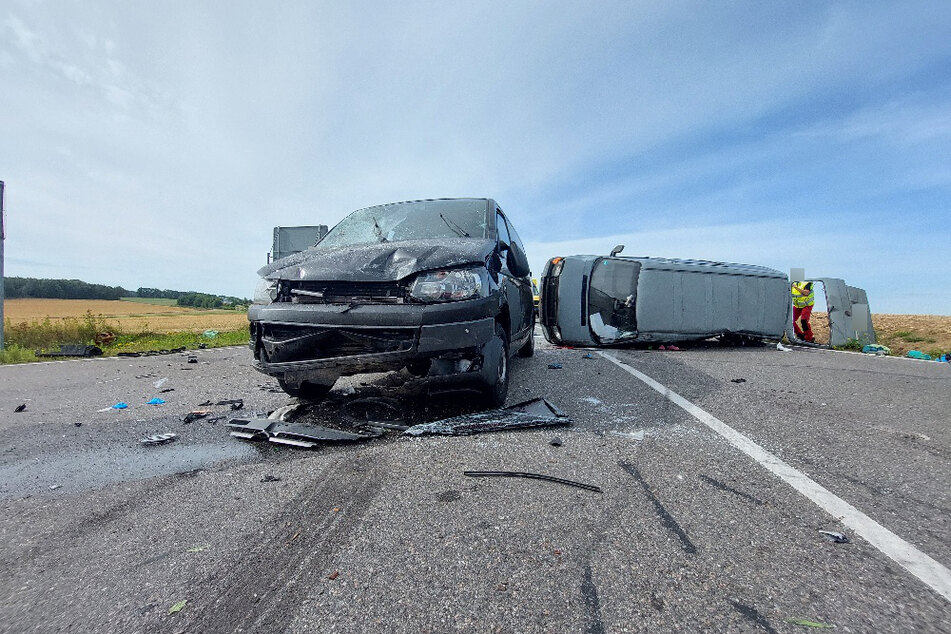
[791,281,815,342]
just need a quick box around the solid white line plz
[598,350,951,604]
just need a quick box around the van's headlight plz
[253,278,279,304]
[409,267,487,302]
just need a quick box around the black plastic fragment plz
[463,470,601,493]
[14,404,26,413]
[404,398,570,437]
[37,344,102,358]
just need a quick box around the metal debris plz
[547,363,563,369]
[37,344,103,358]
[182,411,210,424]
[818,530,850,544]
[463,470,601,493]
[228,417,380,448]
[342,397,404,426]
[141,432,177,446]
[404,398,570,437]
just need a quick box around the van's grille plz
[258,324,416,363]
[280,281,406,304]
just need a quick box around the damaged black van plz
[248,199,535,405]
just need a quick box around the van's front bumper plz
[248,298,496,376]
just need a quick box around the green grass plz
[120,297,179,306]
[896,331,935,344]
[1,313,249,364]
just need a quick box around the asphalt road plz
[1,335,949,633]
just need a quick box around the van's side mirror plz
[506,244,531,278]
[610,244,625,257]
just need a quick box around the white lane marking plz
[599,350,951,603]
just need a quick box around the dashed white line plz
[598,350,951,604]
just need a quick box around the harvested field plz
[799,312,950,356]
[3,299,247,334]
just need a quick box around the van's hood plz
[258,238,496,282]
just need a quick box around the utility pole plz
[0,180,5,350]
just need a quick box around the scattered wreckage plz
[227,398,570,448]
[248,198,536,406]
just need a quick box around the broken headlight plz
[409,267,487,303]
[253,278,279,304]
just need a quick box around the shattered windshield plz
[588,258,641,342]
[317,199,490,248]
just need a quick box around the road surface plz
[1,336,949,633]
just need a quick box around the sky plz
[1,1,949,314]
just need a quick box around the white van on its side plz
[539,250,790,347]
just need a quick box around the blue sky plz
[1,1,949,313]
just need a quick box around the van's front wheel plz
[478,323,509,407]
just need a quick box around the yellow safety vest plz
[791,282,815,308]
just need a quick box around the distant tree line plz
[3,278,249,308]
[138,288,249,308]
[4,277,128,300]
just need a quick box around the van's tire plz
[479,323,510,407]
[278,377,335,401]
[518,321,535,357]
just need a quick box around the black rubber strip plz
[463,470,602,493]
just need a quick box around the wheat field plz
[3,299,248,334]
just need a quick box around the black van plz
[248,198,535,406]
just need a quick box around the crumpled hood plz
[258,238,496,282]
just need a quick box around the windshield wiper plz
[440,213,470,238]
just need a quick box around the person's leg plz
[801,304,814,342]
[793,306,805,338]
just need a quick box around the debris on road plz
[36,344,103,358]
[731,378,747,383]
[818,530,850,544]
[261,474,282,483]
[328,571,340,580]
[228,417,381,448]
[117,347,186,358]
[146,398,165,405]
[342,397,404,426]
[49,484,62,491]
[609,430,645,441]
[186,545,209,553]
[776,343,792,352]
[168,600,187,615]
[582,353,594,359]
[403,398,570,437]
[463,470,601,493]
[153,377,168,389]
[784,617,835,628]
[182,410,210,424]
[187,355,199,364]
[159,388,175,393]
[14,403,26,412]
[547,363,563,369]
[549,436,563,447]
[862,344,890,355]
[112,402,129,410]
[140,433,177,446]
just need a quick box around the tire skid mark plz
[580,564,606,634]
[698,474,765,506]
[184,455,382,634]
[619,461,697,554]
[729,600,779,634]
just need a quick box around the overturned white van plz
[539,249,790,346]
